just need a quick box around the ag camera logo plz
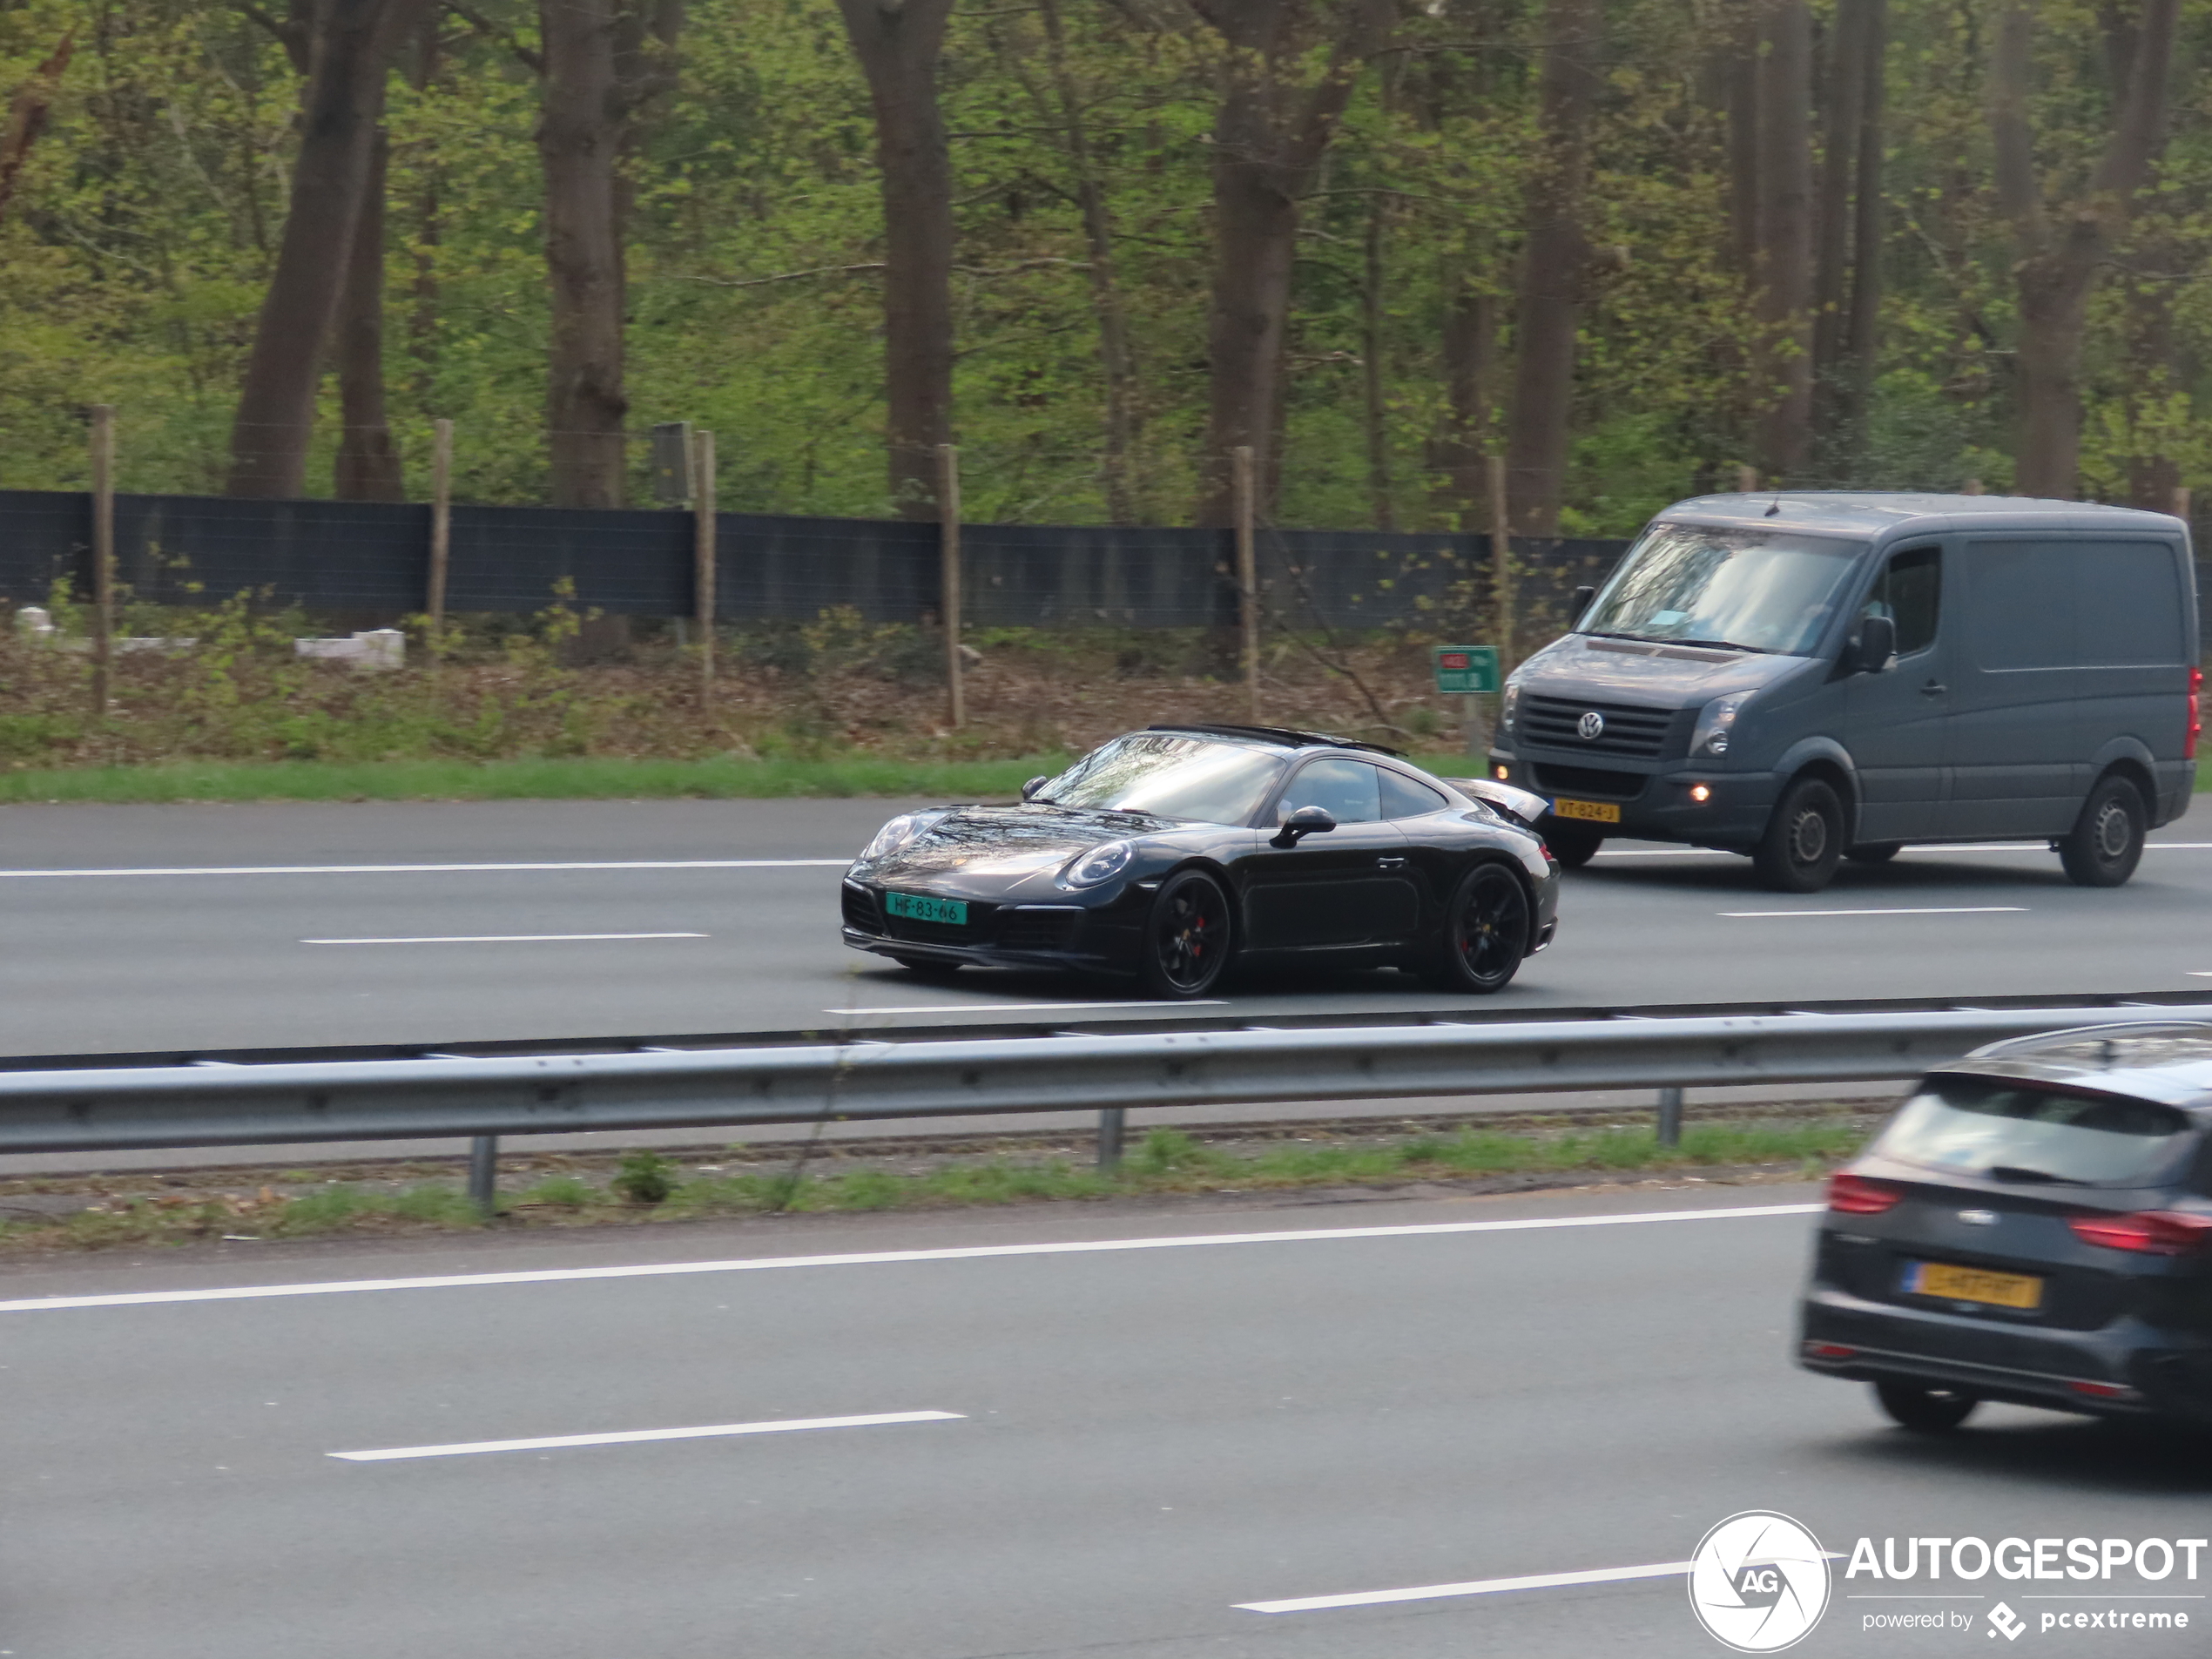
[1689,1511,1831,1652]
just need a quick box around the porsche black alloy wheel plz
[1139,869,1231,998]
[1423,861,1531,995]
[2059,772,2146,888]
[1753,775,1844,893]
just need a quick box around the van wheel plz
[1753,776,1845,893]
[1544,822,1604,869]
[1874,1380,1978,1434]
[2060,773,2146,887]
[1844,842,1901,865]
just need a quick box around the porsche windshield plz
[1039,734,1285,825]
[1581,524,1866,656]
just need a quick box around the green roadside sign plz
[1432,644,1501,694]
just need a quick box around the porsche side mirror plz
[1570,584,1597,624]
[1853,614,1896,675]
[1271,805,1338,848]
[1021,776,1049,801]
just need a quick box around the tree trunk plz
[1750,0,1812,483]
[836,0,957,518]
[334,113,406,500]
[540,0,630,508]
[1362,196,1392,530]
[1723,9,1759,282]
[1039,0,1142,524]
[1432,269,1495,531]
[226,0,420,498]
[1990,0,2178,498]
[1191,0,1397,527]
[1811,0,1866,441]
[1838,0,1885,469]
[1504,0,1601,536]
[0,31,74,226]
[408,13,442,407]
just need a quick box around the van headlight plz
[1501,681,1523,732]
[1690,692,1753,758]
[1060,840,1134,889]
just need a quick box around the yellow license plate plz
[1552,798,1622,824]
[1906,1261,2044,1311]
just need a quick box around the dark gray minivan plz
[1488,494,2202,891]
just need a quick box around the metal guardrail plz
[6,1001,2209,1161]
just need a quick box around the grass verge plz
[0,753,1069,805]
[0,1120,1866,1254]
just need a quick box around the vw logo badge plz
[1577,711,1606,741]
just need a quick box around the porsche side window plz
[1276,759,1383,824]
[1379,769,1448,819]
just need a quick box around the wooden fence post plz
[427,417,453,658]
[1234,444,1259,721]
[693,428,717,702]
[89,404,115,717]
[938,442,964,728]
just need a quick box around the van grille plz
[1532,763,1648,800]
[1521,695,1676,759]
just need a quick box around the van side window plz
[1862,546,1940,657]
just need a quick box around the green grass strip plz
[0,753,1070,805]
[2,1121,1868,1253]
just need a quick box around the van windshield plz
[1582,524,1865,656]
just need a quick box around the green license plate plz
[885,892,968,926]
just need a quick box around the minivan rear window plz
[1872,1076,2195,1187]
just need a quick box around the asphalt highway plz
[3,1186,2203,1657]
[1,797,2209,1060]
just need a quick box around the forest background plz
[4,0,2210,543]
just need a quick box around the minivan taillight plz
[1828,1172,1904,1214]
[2067,1211,2212,1255]
[2187,666,2202,761]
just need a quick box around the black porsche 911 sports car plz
[840,723,1561,998]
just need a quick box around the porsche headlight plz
[1061,840,1134,889]
[1690,691,1754,758]
[860,813,931,862]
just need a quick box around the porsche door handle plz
[1376,856,1408,867]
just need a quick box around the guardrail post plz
[468,1134,499,1216]
[1656,1086,1683,1149]
[1096,1108,1125,1172]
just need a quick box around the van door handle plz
[1919,681,1946,697]
[1376,856,1407,867]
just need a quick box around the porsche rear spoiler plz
[1441,776,1551,829]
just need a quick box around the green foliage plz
[611,1151,679,1205]
[7,0,2212,529]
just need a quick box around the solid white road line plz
[302,932,708,946]
[329,1409,963,1462]
[0,859,852,879]
[826,1000,1231,1015]
[1238,1559,1695,1613]
[1595,841,2212,859]
[0,1201,1823,1314]
[1720,906,2027,918]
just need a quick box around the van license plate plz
[886,892,968,926]
[1552,798,1621,824]
[1905,1261,2043,1311]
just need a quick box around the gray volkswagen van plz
[1487,494,2202,891]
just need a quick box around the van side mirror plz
[1570,584,1597,624]
[1271,805,1337,848]
[1853,614,1896,675]
[1021,776,1049,801]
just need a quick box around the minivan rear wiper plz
[1986,1164,2089,1186]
